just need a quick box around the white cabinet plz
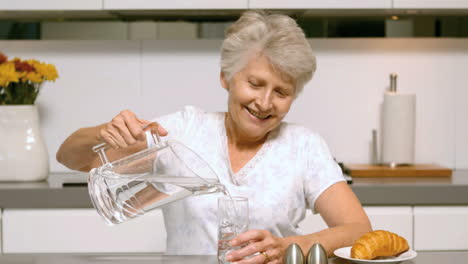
[298,210,328,234]
[2,209,166,253]
[0,209,2,254]
[298,206,413,248]
[249,0,392,9]
[393,0,468,8]
[0,0,102,10]
[4,0,468,12]
[414,206,468,251]
[364,206,413,248]
[4,206,468,253]
[4,0,468,13]
[104,0,248,10]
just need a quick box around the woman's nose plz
[255,90,273,111]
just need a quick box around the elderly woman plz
[57,11,371,264]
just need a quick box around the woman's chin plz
[241,126,270,141]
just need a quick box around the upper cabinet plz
[393,0,468,8]
[249,0,392,9]
[0,0,102,10]
[103,0,248,10]
[2,0,468,15]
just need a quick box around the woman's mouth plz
[245,107,271,120]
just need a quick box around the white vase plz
[0,105,49,181]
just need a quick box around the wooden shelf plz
[344,164,453,177]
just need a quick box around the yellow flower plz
[1,54,59,104]
[0,62,20,87]
[23,71,43,83]
[29,60,59,81]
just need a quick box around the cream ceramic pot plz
[0,105,49,181]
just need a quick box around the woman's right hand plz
[99,109,168,149]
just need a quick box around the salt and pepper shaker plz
[284,243,305,264]
[306,243,328,264]
[284,243,328,264]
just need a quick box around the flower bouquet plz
[0,52,58,105]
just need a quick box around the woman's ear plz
[220,71,229,90]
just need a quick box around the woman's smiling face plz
[221,54,296,143]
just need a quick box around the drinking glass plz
[217,196,249,264]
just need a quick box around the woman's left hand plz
[225,229,289,264]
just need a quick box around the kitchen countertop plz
[0,251,467,264]
[0,170,467,208]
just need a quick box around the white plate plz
[334,246,417,264]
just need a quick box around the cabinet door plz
[414,206,468,250]
[393,0,468,8]
[2,209,166,253]
[0,209,2,254]
[104,0,248,10]
[298,206,413,247]
[364,206,413,248]
[298,210,328,234]
[249,0,392,9]
[0,0,102,10]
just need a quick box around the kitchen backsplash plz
[1,38,467,172]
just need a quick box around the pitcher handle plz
[92,122,162,165]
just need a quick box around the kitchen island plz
[0,170,467,254]
[0,251,467,264]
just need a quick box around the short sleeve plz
[146,105,203,147]
[302,132,345,214]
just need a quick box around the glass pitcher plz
[88,123,224,225]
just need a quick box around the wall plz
[1,38,467,172]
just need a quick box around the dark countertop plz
[350,169,468,205]
[0,251,467,264]
[0,170,467,208]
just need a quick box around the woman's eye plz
[276,90,287,97]
[249,81,260,87]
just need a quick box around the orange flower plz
[0,53,7,64]
[15,60,35,72]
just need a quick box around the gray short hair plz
[220,10,316,96]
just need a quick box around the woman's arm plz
[226,182,371,263]
[56,124,108,172]
[285,181,372,255]
[56,110,167,172]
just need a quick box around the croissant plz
[351,230,409,260]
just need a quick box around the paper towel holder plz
[372,129,410,168]
[378,72,416,167]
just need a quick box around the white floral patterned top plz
[151,105,345,255]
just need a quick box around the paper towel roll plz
[382,92,416,165]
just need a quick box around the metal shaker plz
[284,243,305,264]
[306,243,328,264]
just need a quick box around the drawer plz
[298,206,413,248]
[0,209,2,253]
[364,206,413,248]
[414,206,468,251]
[298,210,328,234]
[2,208,166,253]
